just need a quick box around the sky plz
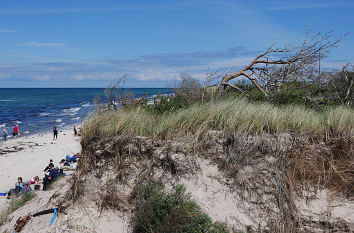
[0,0,353,88]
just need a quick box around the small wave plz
[58,123,66,127]
[81,102,91,107]
[71,117,80,121]
[23,131,29,134]
[62,107,81,113]
[39,112,50,117]
[55,119,62,123]
[0,123,6,128]
[14,120,22,124]
[61,107,81,116]
[0,99,15,102]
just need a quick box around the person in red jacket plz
[13,125,19,138]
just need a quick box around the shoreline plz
[0,118,85,140]
[0,125,81,194]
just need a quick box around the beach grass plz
[82,97,354,142]
[0,192,35,225]
[133,181,228,233]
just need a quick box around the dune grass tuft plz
[133,181,228,233]
[82,97,354,143]
[0,192,35,225]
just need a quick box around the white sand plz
[0,127,81,193]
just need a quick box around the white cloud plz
[20,41,67,47]
[0,28,17,32]
[263,0,354,11]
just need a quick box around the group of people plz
[1,153,79,198]
[1,124,19,141]
[1,125,80,206]
[1,125,78,141]
[0,176,41,198]
[42,154,78,190]
[52,125,78,139]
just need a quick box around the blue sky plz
[0,0,353,88]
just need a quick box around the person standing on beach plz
[74,125,78,136]
[53,126,58,139]
[1,127,8,141]
[13,125,19,138]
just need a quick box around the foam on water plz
[63,107,81,113]
[58,123,66,127]
[61,107,81,116]
[81,102,91,107]
[55,119,62,123]
[39,112,50,117]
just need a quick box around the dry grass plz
[82,97,354,144]
[288,137,354,197]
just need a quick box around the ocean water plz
[0,88,173,136]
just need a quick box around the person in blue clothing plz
[7,177,23,198]
[66,154,78,162]
[42,164,59,190]
[53,126,58,139]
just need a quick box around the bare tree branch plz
[219,30,346,96]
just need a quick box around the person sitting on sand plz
[53,126,58,139]
[1,127,8,141]
[59,159,76,171]
[26,176,40,186]
[26,176,42,191]
[13,125,19,138]
[22,183,32,192]
[44,159,54,173]
[58,159,66,173]
[7,177,24,198]
[42,164,59,191]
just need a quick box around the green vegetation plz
[82,96,353,143]
[134,182,228,233]
[0,192,35,225]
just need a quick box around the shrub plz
[144,95,188,114]
[133,182,228,233]
[268,81,312,105]
[0,192,35,225]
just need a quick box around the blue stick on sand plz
[49,208,58,226]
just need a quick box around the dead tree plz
[330,63,354,106]
[220,31,345,96]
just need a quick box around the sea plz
[0,88,173,136]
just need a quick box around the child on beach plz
[53,126,58,139]
[1,127,8,141]
[13,125,19,138]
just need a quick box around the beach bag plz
[15,215,30,232]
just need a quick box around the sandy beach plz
[0,126,81,195]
